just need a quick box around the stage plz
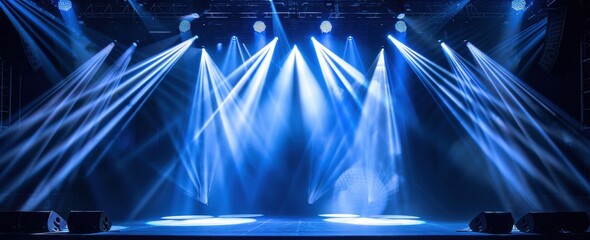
[1,0,590,240]
[2,217,589,240]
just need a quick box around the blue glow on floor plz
[146,218,257,227]
[161,215,213,220]
[218,214,264,218]
[319,214,361,218]
[323,217,426,226]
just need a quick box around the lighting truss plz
[71,0,527,20]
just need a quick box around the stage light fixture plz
[179,20,191,32]
[192,13,200,19]
[67,211,112,233]
[0,211,21,233]
[320,21,333,33]
[347,36,353,40]
[253,21,266,33]
[469,212,514,234]
[395,20,407,33]
[19,211,66,233]
[511,0,526,11]
[516,212,590,233]
[57,0,72,11]
[516,212,560,233]
[397,13,406,19]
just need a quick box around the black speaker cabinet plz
[0,211,22,233]
[19,211,66,233]
[67,211,112,233]
[516,212,561,233]
[469,211,514,234]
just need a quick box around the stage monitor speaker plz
[19,211,66,233]
[0,211,22,233]
[67,211,111,233]
[559,212,589,233]
[516,212,561,233]
[469,211,514,234]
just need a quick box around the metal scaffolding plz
[73,0,515,20]
[582,0,590,130]
[0,58,13,131]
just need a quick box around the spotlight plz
[469,212,514,234]
[320,21,333,33]
[179,20,191,33]
[347,36,353,40]
[67,211,112,233]
[57,0,72,11]
[19,211,66,233]
[516,212,560,233]
[0,211,21,232]
[511,0,526,11]
[191,13,200,19]
[232,36,238,41]
[397,13,405,19]
[253,21,266,33]
[516,212,590,233]
[395,20,407,33]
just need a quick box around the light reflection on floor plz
[161,215,213,220]
[369,215,422,219]
[146,218,257,227]
[319,214,425,226]
[146,215,263,227]
[109,225,130,231]
[318,214,361,218]
[323,217,426,226]
[146,214,425,227]
[218,214,264,218]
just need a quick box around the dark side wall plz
[523,0,584,126]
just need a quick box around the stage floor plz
[2,216,590,240]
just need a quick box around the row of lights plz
[181,19,407,34]
[59,0,526,33]
[55,0,409,34]
[253,20,406,34]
